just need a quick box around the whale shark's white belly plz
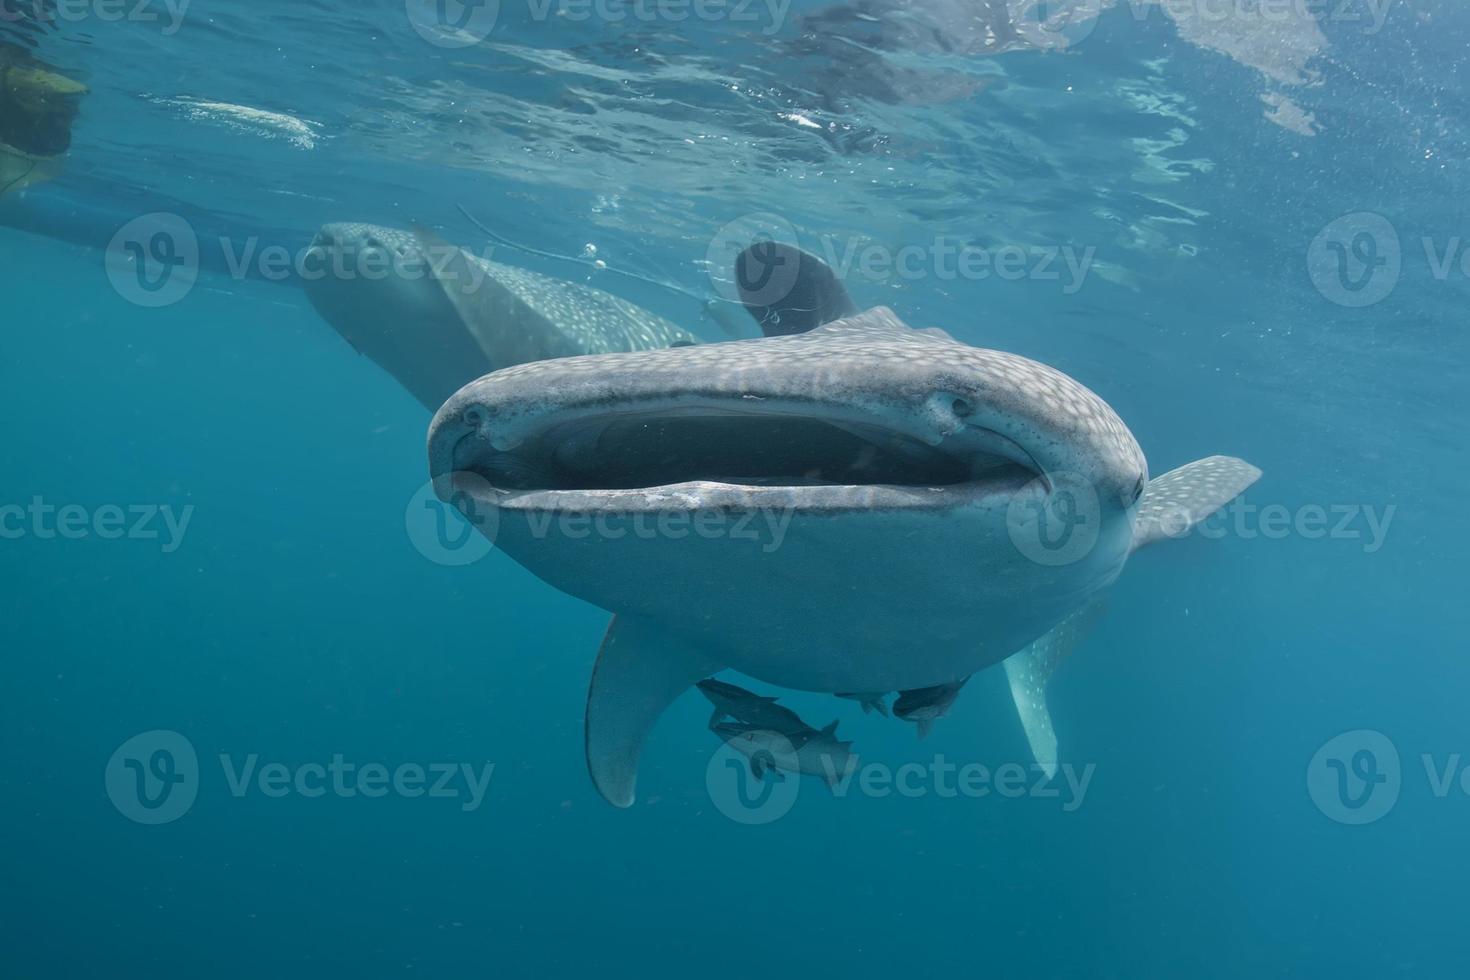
[492,499,1132,691]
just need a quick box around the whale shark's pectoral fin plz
[1131,456,1263,551]
[586,615,724,808]
[1003,602,1105,778]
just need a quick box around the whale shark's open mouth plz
[437,398,1044,511]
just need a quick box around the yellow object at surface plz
[4,64,88,105]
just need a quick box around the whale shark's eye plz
[951,398,974,418]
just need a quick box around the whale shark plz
[426,245,1261,807]
[303,222,700,410]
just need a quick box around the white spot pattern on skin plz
[1131,455,1263,548]
[320,223,698,357]
[478,258,696,355]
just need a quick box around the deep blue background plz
[4,1,1469,976]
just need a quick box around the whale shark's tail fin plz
[1003,601,1105,779]
[734,242,858,337]
[586,615,725,808]
[1131,456,1262,550]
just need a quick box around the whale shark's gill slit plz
[463,413,1026,492]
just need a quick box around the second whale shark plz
[303,222,701,410]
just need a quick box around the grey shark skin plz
[427,298,1261,807]
[697,678,809,735]
[713,720,856,789]
[893,678,969,739]
[303,222,699,411]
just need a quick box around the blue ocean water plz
[3,1,1468,976]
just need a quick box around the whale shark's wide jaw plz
[431,394,1046,514]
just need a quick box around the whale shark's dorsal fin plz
[585,616,724,808]
[1131,456,1263,550]
[734,242,859,336]
[1003,601,1105,778]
